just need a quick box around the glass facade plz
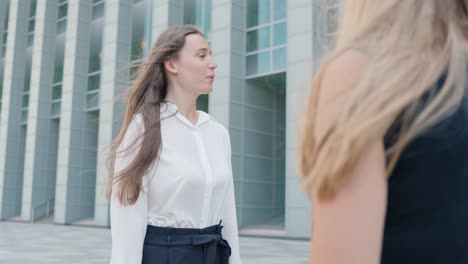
[0,0,9,112]
[86,0,104,111]
[184,0,212,42]
[1,0,8,57]
[129,0,152,81]
[21,0,37,124]
[0,0,327,238]
[51,0,67,118]
[27,0,36,47]
[246,0,287,77]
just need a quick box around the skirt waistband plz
[143,222,231,264]
[145,222,223,237]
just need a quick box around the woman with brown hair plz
[107,25,241,264]
[299,1,468,263]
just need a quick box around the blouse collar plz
[160,101,211,128]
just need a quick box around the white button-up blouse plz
[110,102,241,264]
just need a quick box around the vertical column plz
[0,0,30,220]
[209,0,245,225]
[94,0,132,227]
[151,0,183,39]
[54,1,92,224]
[285,0,325,238]
[21,0,58,222]
[209,0,245,128]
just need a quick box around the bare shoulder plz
[315,50,369,137]
[321,49,368,101]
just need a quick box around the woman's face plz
[171,34,217,95]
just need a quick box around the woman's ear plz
[164,59,178,74]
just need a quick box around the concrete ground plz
[0,221,309,264]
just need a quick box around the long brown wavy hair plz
[299,0,468,201]
[106,25,204,205]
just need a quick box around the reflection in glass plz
[273,0,286,20]
[247,0,270,27]
[272,47,286,71]
[273,22,286,46]
[247,27,270,52]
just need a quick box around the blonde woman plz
[300,1,468,264]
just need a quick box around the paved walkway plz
[0,221,309,264]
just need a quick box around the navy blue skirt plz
[142,222,231,264]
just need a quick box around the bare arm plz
[309,51,387,264]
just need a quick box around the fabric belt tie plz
[144,233,231,264]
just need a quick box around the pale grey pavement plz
[0,221,309,264]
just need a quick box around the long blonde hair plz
[300,0,468,201]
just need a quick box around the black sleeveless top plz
[381,78,468,263]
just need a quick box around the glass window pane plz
[183,0,196,24]
[246,27,270,52]
[257,50,270,74]
[86,92,99,109]
[197,94,209,112]
[59,0,67,4]
[22,94,29,108]
[24,63,31,92]
[30,0,37,18]
[195,0,204,26]
[246,50,270,76]
[87,74,100,92]
[53,58,63,83]
[89,19,103,73]
[2,32,7,44]
[273,22,286,46]
[273,0,286,20]
[53,37,64,82]
[246,30,257,52]
[27,34,34,46]
[58,4,67,19]
[273,47,286,71]
[246,54,258,76]
[21,109,28,123]
[258,27,270,50]
[3,4,8,26]
[1,46,6,58]
[88,50,101,73]
[56,20,66,35]
[258,0,270,25]
[92,3,104,20]
[51,101,61,117]
[205,0,212,38]
[131,2,147,61]
[247,0,270,28]
[52,84,62,100]
[28,20,35,33]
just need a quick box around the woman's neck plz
[165,92,199,125]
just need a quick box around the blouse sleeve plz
[221,127,242,264]
[110,114,149,264]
